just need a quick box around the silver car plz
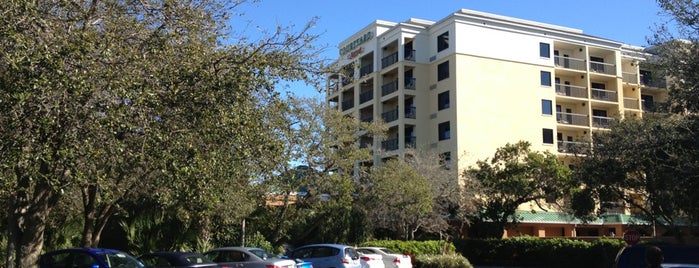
[286,244,361,268]
[204,247,296,268]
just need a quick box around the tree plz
[403,147,476,240]
[361,159,433,240]
[651,0,699,113]
[572,115,699,239]
[0,0,323,266]
[247,97,386,247]
[464,141,575,238]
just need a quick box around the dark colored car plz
[614,244,699,268]
[39,248,145,268]
[137,251,219,268]
[204,247,297,268]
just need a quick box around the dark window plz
[543,128,554,144]
[438,61,449,81]
[438,91,450,110]
[542,99,552,115]
[438,31,449,52]
[438,121,450,141]
[540,71,551,86]
[539,42,550,58]
[439,152,452,169]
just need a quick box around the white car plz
[358,252,384,268]
[357,247,412,268]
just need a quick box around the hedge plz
[359,240,455,256]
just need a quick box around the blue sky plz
[233,0,669,97]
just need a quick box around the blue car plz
[39,248,145,268]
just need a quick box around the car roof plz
[45,248,127,255]
[207,247,264,251]
[295,244,352,249]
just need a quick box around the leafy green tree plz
[464,141,575,238]
[651,0,699,113]
[573,115,699,239]
[247,97,385,247]
[361,159,433,240]
[0,0,323,266]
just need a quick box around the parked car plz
[39,248,145,268]
[356,247,411,268]
[285,244,361,268]
[137,251,219,268]
[204,247,296,268]
[358,252,384,268]
[614,244,699,268]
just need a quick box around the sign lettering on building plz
[339,31,374,56]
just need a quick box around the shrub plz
[359,240,455,256]
[414,254,473,268]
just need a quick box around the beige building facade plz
[326,9,668,238]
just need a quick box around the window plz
[540,71,551,86]
[438,61,449,81]
[539,42,550,58]
[439,152,452,170]
[542,128,554,144]
[438,31,449,52]
[438,91,450,110]
[541,99,552,115]
[438,121,450,140]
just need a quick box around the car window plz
[344,248,359,260]
[357,249,374,254]
[40,251,72,267]
[312,247,338,258]
[183,255,208,264]
[289,247,313,259]
[379,248,398,254]
[249,248,270,260]
[73,252,99,268]
[97,252,144,268]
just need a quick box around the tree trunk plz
[10,180,59,268]
[81,184,98,247]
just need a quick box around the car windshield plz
[379,248,398,254]
[249,249,272,260]
[97,252,145,268]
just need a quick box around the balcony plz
[555,83,587,98]
[360,63,373,77]
[381,138,399,151]
[642,101,666,112]
[554,56,586,71]
[381,108,399,123]
[556,112,588,127]
[405,106,416,119]
[591,88,618,102]
[381,79,399,96]
[592,116,613,128]
[404,77,416,90]
[360,115,373,123]
[590,61,616,75]
[381,52,398,69]
[557,141,591,154]
[405,136,416,149]
[623,97,639,109]
[405,49,416,61]
[622,72,638,84]
[359,90,373,104]
[342,99,354,111]
[640,74,667,88]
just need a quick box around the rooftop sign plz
[340,31,374,56]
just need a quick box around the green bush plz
[414,254,473,268]
[359,240,455,256]
[454,236,626,268]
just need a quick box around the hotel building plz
[326,9,668,238]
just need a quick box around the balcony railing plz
[557,141,591,154]
[623,97,639,109]
[381,138,399,151]
[640,74,667,88]
[405,136,416,148]
[622,72,638,84]
[382,108,399,123]
[642,100,666,112]
[556,112,588,126]
[554,56,586,71]
[405,49,416,61]
[555,83,588,98]
[360,63,373,77]
[590,61,616,75]
[381,79,399,96]
[359,90,373,104]
[381,52,398,69]
[591,88,618,102]
[360,115,373,123]
[405,77,416,90]
[592,116,613,128]
[342,99,354,111]
[405,106,416,119]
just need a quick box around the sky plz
[232,0,670,98]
